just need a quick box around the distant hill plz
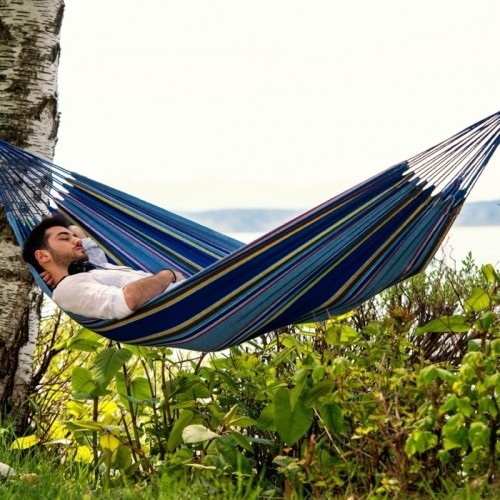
[181,208,302,233]
[455,200,500,226]
[181,201,500,233]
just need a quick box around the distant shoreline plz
[181,201,500,233]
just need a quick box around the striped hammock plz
[0,112,499,351]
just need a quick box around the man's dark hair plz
[22,214,71,272]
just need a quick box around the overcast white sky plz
[54,0,500,211]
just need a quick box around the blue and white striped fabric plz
[0,111,499,351]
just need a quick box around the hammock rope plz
[0,111,499,351]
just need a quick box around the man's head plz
[22,214,88,273]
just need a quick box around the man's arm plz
[123,269,184,311]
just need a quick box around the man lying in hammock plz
[22,214,185,320]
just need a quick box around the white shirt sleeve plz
[53,273,134,320]
[81,237,108,265]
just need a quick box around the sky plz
[54,0,500,212]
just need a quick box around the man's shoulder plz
[55,273,95,288]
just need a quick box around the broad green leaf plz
[442,414,468,451]
[339,325,359,343]
[100,433,121,453]
[114,445,132,471]
[456,397,474,418]
[303,380,334,407]
[168,377,211,401]
[230,430,254,453]
[405,430,437,457]
[63,328,103,352]
[93,348,132,388]
[464,288,491,313]
[272,346,296,366]
[481,264,498,284]
[468,422,489,450]
[10,435,39,450]
[325,324,340,344]
[221,404,240,426]
[228,416,258,428]
[168,410,194,451]
[65,420,109,432]
[129,376,153,401]
[439,394,458,414]
[312,365,326,383]
[115,373,153,412]
[419,365,438,386]
[274,388,313,445]
[71,366,97,394]
[436,368,455,384]
[415,316,470,335]
[474,312,495,332]
[290,368,309,409]
[182,424,218,443]
[258,403,276,431]
[319,403,345,434]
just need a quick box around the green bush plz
[1,258,498,498]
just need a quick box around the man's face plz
[41,226,88,268]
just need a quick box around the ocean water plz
[230,225,500,268]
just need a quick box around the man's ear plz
[34,249,51,265]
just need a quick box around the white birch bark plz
[0,0,64,430]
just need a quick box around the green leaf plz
[481,264,498,284]
[65,420,108,432]
[439,394,458,414]
[290,368,309,409]
[93,348,132,388]
[415,316,470,335]
[303,380,334,407]
[436,368,455,384]
[71,366,97,395]
[10,435,40,450]
[228,416,258,428]
[442,414,468,451]
[182,424,218,444]
[63,328,103,352]
[404,430,437,457]
[464,288,491,313]
[114,445,132,471]
[129,376,153,401]
[274,388,313,445]
[167,410,194,451]
[258,403,276,431]
[456,397,474,418]
[221,404,240,426]
[169,377,211,400]
[474,312,496,332]
[468,422,489,450]
[419,365,438,386]
[319,403,345,434]
[230,430,254,453]
[339,325,359,343]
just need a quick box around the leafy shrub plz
[3,258,499,498]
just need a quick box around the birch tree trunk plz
[0,0,64,431]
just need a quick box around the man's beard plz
[48,246,85,269]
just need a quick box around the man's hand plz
[69,225,87,239]
[40,270,56,289]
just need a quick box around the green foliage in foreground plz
[1,257,499,499]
